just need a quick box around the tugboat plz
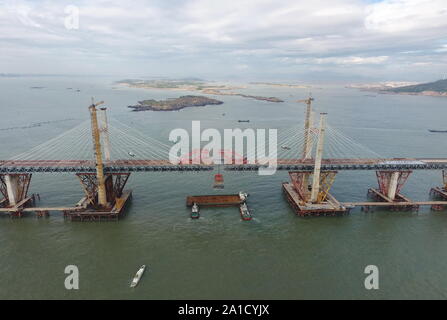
[191,202,200,219]
[130,265,146,288]
[239,202,252,221]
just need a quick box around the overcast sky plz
[1,0,446,82]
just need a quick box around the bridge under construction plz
[2,97,447,220]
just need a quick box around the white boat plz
[239,203,252,221]
[239,191,248,202]
[191,202,200,219]
[128,152,136,157]
[281,145,291,150]
[130,265,146,288]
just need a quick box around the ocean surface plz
[1,76,447,299]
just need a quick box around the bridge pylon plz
[282,112,348,216]
[64,101,132,221]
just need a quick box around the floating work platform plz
[0,191,132,220]
[282,182,349,217]
[342,200,447,209]
[64,190,132,221]
[186,193,251,220]
[429,186,447,210]
[186,194,243,207]
[0,196,36,218]
[366,188,419,211]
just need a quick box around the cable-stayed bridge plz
[1,99,447,219]
[1,116,447,173]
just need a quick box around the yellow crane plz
[89,98,108,208]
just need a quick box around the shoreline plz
[117,80,284,103]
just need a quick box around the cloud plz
[314,56,389,65]
[365,0,447,33]
[0,0,446,80]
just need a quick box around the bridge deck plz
[2,158,447,173]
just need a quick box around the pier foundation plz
[68,172,131,221]
[0,174,33,216]
[283,170,348,216]
[429,170,447,210]
[367,170,416,211]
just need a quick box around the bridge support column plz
[387,171,400,200]
[429,170,447,210]
[0,173,32,207]
[368,170,415,210]
[374,170,412,201]
[283,170,348,216]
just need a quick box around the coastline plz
[117,80,284,103]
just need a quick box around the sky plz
[0,0,446,82]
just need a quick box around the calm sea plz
[1,76,447,299]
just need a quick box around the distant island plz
[128,95,223,111]
[200,88,284,102]
[384,79,447,96]
[250,82,309,89]
[347,79,447,97]
[117,79,284,103]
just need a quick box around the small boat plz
[281,145,291,150]
[130,265,146,288]
[428,129,447,133]
[213,173,224,189]
[238,120,250,123]
[239,191,248,202]
[128,151,136,157]
[239,203,252,221]
[191,202,200,219]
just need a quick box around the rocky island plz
[128,95,223,111]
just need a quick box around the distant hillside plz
[387,79,447,93]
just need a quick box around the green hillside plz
[388,79,447,93]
